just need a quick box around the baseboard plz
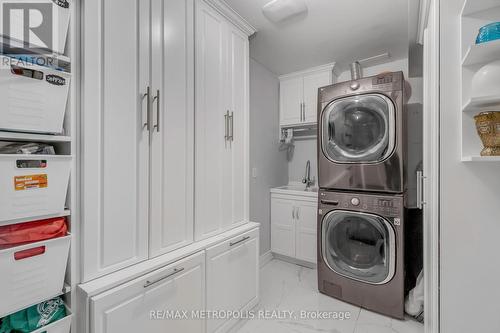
[259,251,273,268]
[272,253,317,269]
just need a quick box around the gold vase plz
[474,111,500,156]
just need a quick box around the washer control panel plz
[319,190,403,218]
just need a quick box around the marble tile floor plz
[234,259,423,333]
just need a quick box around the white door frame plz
[418,0,440,332]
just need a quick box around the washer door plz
[321,94,396,163]
[322,210,396,284]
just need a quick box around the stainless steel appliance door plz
[321,94,396,163]
[321,210,396,284]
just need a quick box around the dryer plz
[317,190,405,319]
[318,71,407,194]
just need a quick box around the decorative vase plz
[474,111,500,156]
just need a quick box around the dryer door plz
[321,94,396,163]
[321,210,396,284]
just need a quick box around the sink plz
[276,185,318,193]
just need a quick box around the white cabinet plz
[90,252,205,333]
[82,0,194,280]
[279,77,303,126]
[149,0,194,258]
[271,192,318,264]
[195,0,252,240]
[279,64,335,127]
[206,229,259,333]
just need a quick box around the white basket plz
[31,305,73,333]
[0,154,71,223]
[0,56,71,134]
[0,235,71,317]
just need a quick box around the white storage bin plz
[0,235,71,317]
[0,56,71,134]
[0,154,71,223]
[31,306,73,333]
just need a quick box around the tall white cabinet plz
[82,0,194,281]
[195,0,253,240]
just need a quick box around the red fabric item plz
[0,217,67,249]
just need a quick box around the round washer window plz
[322,210,395,284]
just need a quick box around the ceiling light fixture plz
[262,0,308,23]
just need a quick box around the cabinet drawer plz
[90,251,205,333]
[206,229,259,333]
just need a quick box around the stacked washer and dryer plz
[317,69,420,319]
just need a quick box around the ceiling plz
[225,0,411,75]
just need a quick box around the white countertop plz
[270,183,318,198]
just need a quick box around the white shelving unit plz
[460,0,500,162]
[0,2,77,331]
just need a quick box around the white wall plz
[249,59,289,255]
[440,1,500,332]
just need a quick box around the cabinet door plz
[195,0,227,240]
[222,24,249,231]
[149,0,194,257]
[303,70,331,124]
[271,197,296,257]
[82,0,150,281]
[206,230,259,333]
[295,201,318,263]
[279,76,303,126]
[90,252,205,333]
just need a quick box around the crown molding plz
[203,0,257,37]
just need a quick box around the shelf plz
[0,210,71,226]
[462,156,500,162]
[0,131,71,143]
[462,39,500,67]
[463,0,500,16]
[463,95,500,112]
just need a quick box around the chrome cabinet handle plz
[152,89,160,132]
[230,236,250,247]
[224,111,229,142]
[230,111,234,142]
[302,102,306,121]
[292,207,295,219]
[143,267,184,288]
[416,171,427,209]
[296,207,300,220]
[142,86,151,131]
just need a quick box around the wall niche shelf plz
[462,156,500,162]
[460,0,500,162]
[462,39,500,67]
[463,95,500,112]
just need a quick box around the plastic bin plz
[0,154,71,223]
[0,56,71,134]
[0,235,71,317]
[31,305,73,333]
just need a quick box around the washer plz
[317,190,405,319]
[317,71,407,194]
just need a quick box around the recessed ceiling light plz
[262,0,308,23]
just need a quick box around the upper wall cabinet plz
[194,0,255,240]
[279,63,336,127]
[82,0,194,281]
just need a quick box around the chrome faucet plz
[302,160,315,189]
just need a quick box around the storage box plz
[0,235,71,317]
[31,305,73,333]
[0,0,71,54]
[0,154,71,223]
[0,56,71,134]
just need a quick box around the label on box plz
[14,174,48,191]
